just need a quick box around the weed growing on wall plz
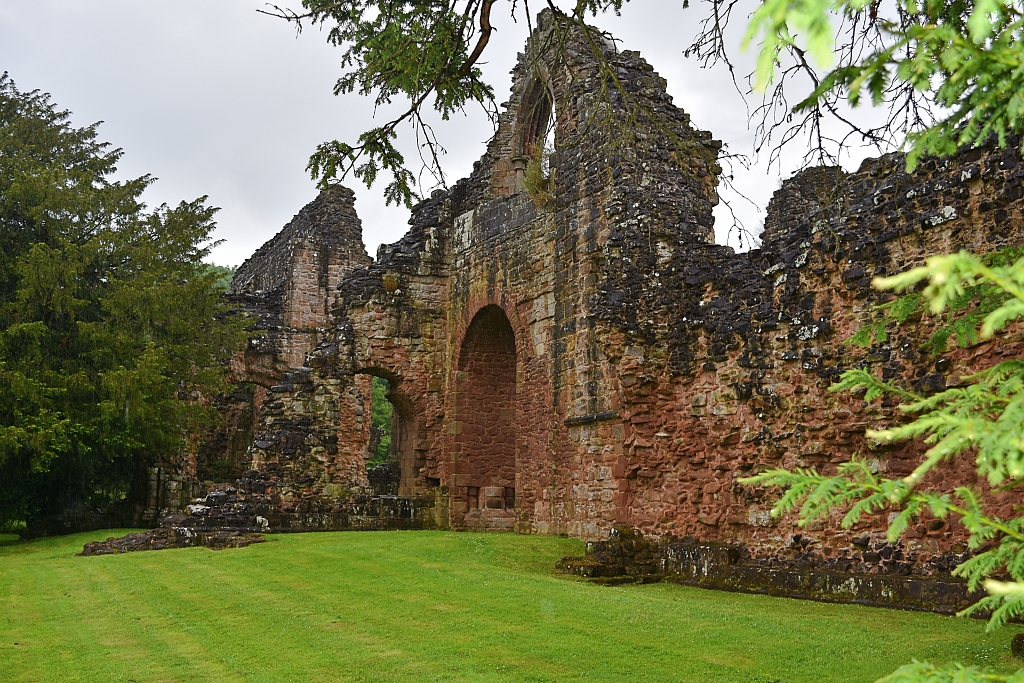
[523,142,554,206]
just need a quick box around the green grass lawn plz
[0,530,1018,682]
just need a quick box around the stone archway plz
[452,305,519,530]
[382,389,426,497]
[348,369,428,498]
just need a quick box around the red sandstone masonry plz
[599,148,1024,570]
[309,14,719,538]
[212,12,1024,581]
[451,305,519,530]
[229,184,372,377]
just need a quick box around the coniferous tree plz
[0,74,248,528]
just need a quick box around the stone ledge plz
[665,561,981,615]
[564,410,621,427]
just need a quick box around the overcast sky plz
[0,1,885,266]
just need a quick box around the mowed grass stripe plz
[254,533,655,679]
[0,530,1016,682]
[205,534,575,681]
[3,533,178,682]
[90,546,324,682]
[97,554,251,682]
[8,534,246,682]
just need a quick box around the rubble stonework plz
[149,13,1024,608]
[555,526,983,614]
[230,183,372,373]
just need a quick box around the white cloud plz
[0,0,893,264]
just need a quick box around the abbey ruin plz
[121,14,1024,610]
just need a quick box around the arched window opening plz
[521,78,553,157]
[519,78,555,202]
[350,371,426,497]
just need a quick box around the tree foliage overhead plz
[265,0,704,207]
[0,74,248,527]
[266,0,1024,205]
[742,0,1024,170]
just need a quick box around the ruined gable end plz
[229,184,372,375]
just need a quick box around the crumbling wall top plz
[231,184,369,298]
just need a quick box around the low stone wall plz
[174,484,440,535]
[556,526,982,614]
[76,470,445,555]
[79,528,265,555]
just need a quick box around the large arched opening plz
[452,305,519,530]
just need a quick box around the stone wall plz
[603,143,1024,572]
[452,305,519,529]
[194,10,1024,601]
[556,526,983,614]
[229,184,372,375]
[195,384,262,483]
[202,185,378,510]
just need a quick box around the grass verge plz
[0,530,1016,682]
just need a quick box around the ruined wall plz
[597,141,1024,575]
[444,19,718,537]
[300,13,722,536]
[205,12,1024,590]
[230,184,372,375]
[203,185,378,507]
[332,203,452,499]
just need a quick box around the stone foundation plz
[557,526,983,614]
[79,528,266,555]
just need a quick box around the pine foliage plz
[747,0,1024,171]
[0,75,248,527]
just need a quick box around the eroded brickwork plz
[199,11,1024,595]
